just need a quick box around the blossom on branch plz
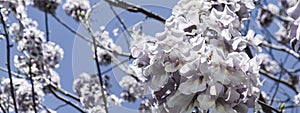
[129,0,262,112]
[63,0,90,22]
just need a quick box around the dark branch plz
[50,87,85,113]
[82,19,108,113]
[0,104,6,113]
[258,100,282,113]
[260,69,299,94]
[0,9,18,113]
[105,0,166,23]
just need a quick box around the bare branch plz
[54,104,68,111]
[49,83,80,102]
[0,9,18,113]
[260,69,299,94]
[104,0,166,23]
[51,14,131,57]
[49,87,85,113]
[45,12,49,42]
[258,100,282,113]
[261,41,300,60]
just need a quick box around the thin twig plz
[49,83,80,102]
[0,67,23,78]
[270,68,283,105]
[51,14,89,42]
[45,12,49,41]
[0,10,18,113]
[82,19,108,113]
[49,87,85,113]
[101,57,131,75]
[52,14,131,57]
[109,4,132,48]
[104,0,166,23]
[261,41,300,60]
[260,69,299,94]
[258,100,282,113]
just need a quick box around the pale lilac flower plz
[74,73,120,112]
[74,73,106,112]
[129,0,261,112]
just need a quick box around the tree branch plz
[82,19,108,113]
[0,9,18,113]
[49,83,80,102]
[261,41,300,60]
[0,104,6,113]
[45,12,49,42]
[51,14,131,57]
[260,69,299,94]
[104,0,166,23]
[49,87,85,113]
[258,100,282,113]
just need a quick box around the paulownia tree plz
[0,0,300,113]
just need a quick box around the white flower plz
[63,0,90,21]
[294,93,300,104]
[129,0,261,112]
[120,75,145,102]
[74,73,118,112]
[0,77,45,112]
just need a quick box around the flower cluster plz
[12,18,64,90]
[288,0,300,52]
[93,28,122,66]
[129,0,262,112]
[0,0,30,20]
[33,0,61,14]
[0,77,44,112]
[120,75,146,102]
[257,54,279,74]
[73,73,122,112]
[63,0,90,21]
